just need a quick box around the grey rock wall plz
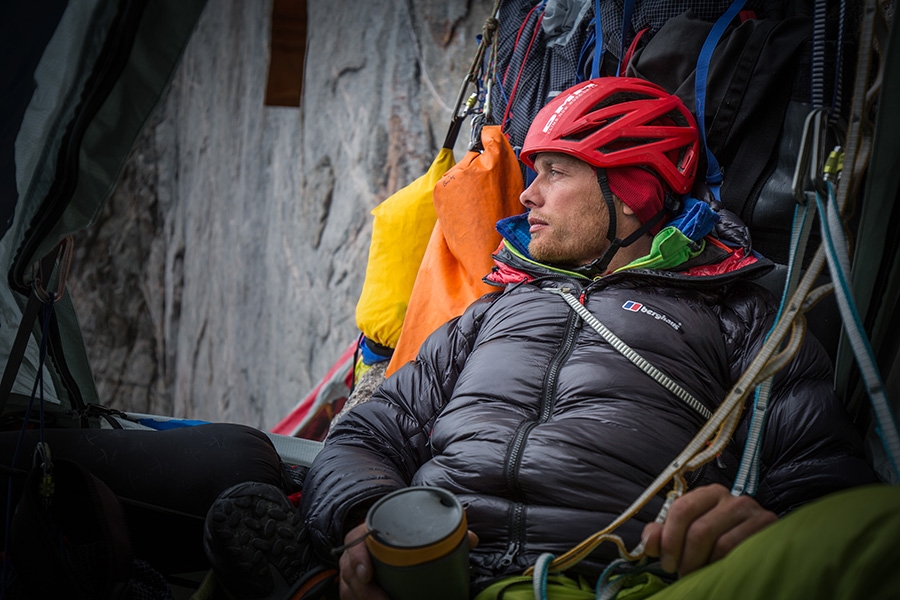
[69,0,493,428]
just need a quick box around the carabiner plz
[791,108,829,205]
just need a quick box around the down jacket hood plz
[489,195,770,285]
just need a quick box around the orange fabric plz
[386,126,525,376]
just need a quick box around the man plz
[299,77,874,599]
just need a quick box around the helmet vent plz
[592,91,656,110]
[598,138,661,154]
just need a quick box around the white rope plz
[532,553,555,600]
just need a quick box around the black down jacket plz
[300,236,874,582]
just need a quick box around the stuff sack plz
[356,148,456,350]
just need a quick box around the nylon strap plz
[732,194,819,496]
[0,290,45,415]
[0,239,72,416]
[591,0,603,79]
[695,0,748,198]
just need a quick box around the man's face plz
[520,153,610,266]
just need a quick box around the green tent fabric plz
[1,0,207,414]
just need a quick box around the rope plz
[732,111,824,496]
[817,183,900,478]
[831,0,887,416]
[533,552,555,600]
[445,0,502,148]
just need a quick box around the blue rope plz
[816,183,900,480]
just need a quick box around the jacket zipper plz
[496,503,524,569]
[539,309,580,422]
[496,289,582,568]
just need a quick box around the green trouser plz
[476,484,900,600]
[647,484,900,600]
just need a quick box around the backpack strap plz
[694,0,748,201]
[576,0,603,80]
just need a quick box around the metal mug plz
[365,486,469,600]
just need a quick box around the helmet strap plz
[589,169,622,273]
[589,169,670,274]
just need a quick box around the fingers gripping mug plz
[365,487,469,600]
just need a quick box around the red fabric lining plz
[683,247,758,277]
[486,258,534,285]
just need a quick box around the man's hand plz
[338,523,480,599]
[641,483,777,578]
[338,523,390,600]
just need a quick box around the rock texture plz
[69,0,492,428]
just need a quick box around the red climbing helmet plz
[520,77,700,195]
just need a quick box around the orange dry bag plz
[386,126,524,376]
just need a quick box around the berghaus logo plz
[622,301,682,331]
